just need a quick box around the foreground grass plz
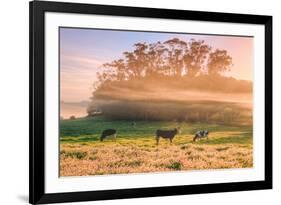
[60,117,253,176]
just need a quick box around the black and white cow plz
[193,130,209,142]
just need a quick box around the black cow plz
[155,127,180,145]
[100,129,117,142]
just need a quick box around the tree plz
[207,49,233,76]
[103,59,126,81]
[96,38,233,84]
[164,38,187,76]
[146,41,167,76]
[123,43,149,78]
[184,39,211,77]
[69,115,76,120]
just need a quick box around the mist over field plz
[86,75,252,125]
[61,101,89,119]
[61,75,253,123]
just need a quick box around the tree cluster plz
[97,38,233,85]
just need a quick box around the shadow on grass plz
[61,136,100,143]
[195,134,252,145]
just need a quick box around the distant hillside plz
[60,101,90,119]
[61,100,90,107]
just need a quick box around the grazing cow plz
[155,127,180,145]
[100,129,117,142]
[193,130,209,142]
[131,121,136,127]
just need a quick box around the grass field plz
[60,116,253,176]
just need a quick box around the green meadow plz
[60,116,253,176]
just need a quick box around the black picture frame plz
[29,1,272,204]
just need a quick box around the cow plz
[193,130,209,142]
[131,121,136,128]
[100,129,117,142]
[155,127,180,145]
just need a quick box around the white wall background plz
[0,0,279,204]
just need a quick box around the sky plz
[60,27,253,102]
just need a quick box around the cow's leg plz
[113,134,116,142]
[169,138,173,144]
[193,135,197,142]
[156,136,159,145]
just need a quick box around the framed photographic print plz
[29,0,272,204]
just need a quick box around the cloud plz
[61,54,105,71]
[60,54,107,102]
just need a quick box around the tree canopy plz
[96,38,233,87]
